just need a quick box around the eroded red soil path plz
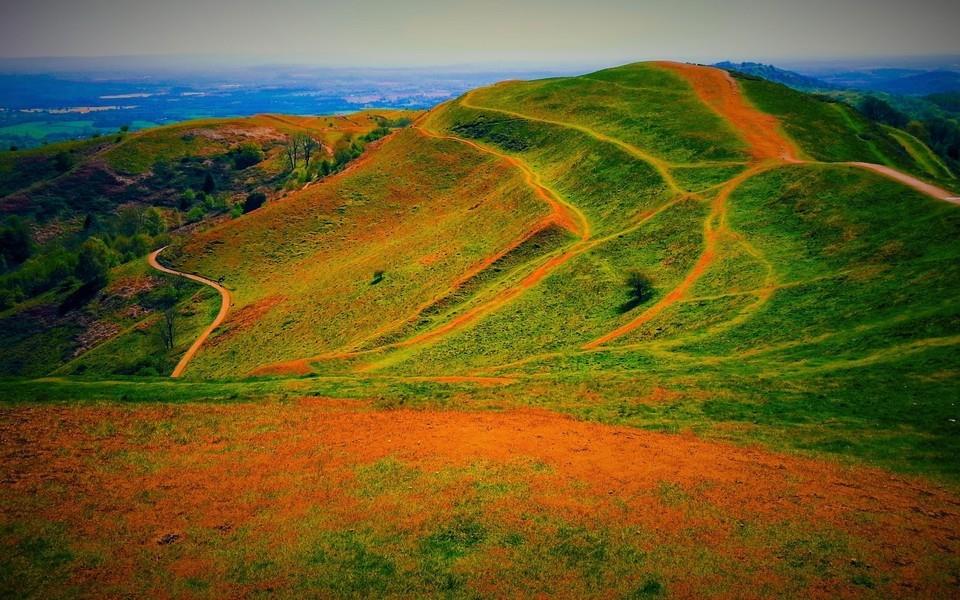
[1,401,958,596]
[584,166,771,349]
[655,61,801,163]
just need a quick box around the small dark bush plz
[243,192,267,213]
[619,269,653,313]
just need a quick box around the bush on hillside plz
[243,192,267,213]
[926,117,960,161]
[858,96,909,128]
[619,269,653,313]
[202,172,216,194]
[76,237,114,286]
[0,217,34,269]
[231,144,264,170]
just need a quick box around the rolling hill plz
[2,61,960,597]
[0,110,414,376]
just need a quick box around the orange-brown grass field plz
[2,62,960,597]
[3,399,959,598]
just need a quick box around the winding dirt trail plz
[416,126,589,239]
[583,165,774,349]
[583,63,958,352]
[254,63,958,375]
[148,247,231,378]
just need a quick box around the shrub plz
[53,152,73,172]
[858,96,908,128]
[76,237,114,286]
[232,144,264,170]
[243,192,267,213]
[0,217,34,268]
[620,269,653,313]
[202,172,216,194]
[180,189,197,210]
[186,205,205,223]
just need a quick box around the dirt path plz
[583,63,959,351]
[655,61,801,163]
[249,125,594,376]
[148,247,231,378]
[845,161,960,204]
[255,64,958,374]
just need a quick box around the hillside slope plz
[164,62,960,477]
[0,111,412,376]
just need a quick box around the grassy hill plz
[128,60,959,480]
[0,111,414,376]
[2,62,959,597]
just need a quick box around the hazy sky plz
[2,0,959,66]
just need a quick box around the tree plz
[858,96,908,128]
[243,192,267,213]
[146,285,179,351]
[926,117,960,161]
[119,124,130,133]
[141,207,166,236]
[180,189,197,210]
[333,146,353,169]
[76,237,113,286]
[620,269,653,313]
[0,217,34,267]
[118,205,146,236]
[202,172,216,194]
[232,144,264,169]
[284,136,300,170]
[53,151,73,173]
[296,134,319,169]
[186,205,205,223]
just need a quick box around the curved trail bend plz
[148,247,232,378]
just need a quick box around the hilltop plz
[2,62,959,597]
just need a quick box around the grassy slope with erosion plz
[735,73,956,187]
[196,62,957,480]
[0,111,411,377]
[172,127,555,377]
